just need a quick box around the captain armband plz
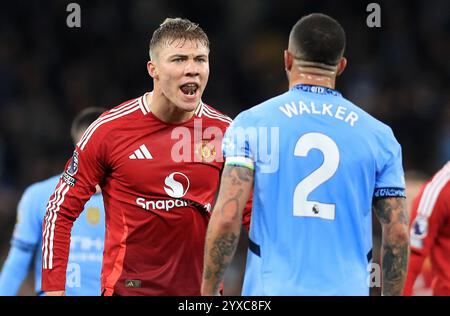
[225,157,255,171]
[373,187,406,199]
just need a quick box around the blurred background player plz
[0,108,106,296]
[202,13,409,296]
[42,18,250,296]
[404,162,450,296]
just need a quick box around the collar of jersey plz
[291,84,342,97]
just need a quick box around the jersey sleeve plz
[373,128,406,198]
[0,185,43,295]
[0,245,35,295]
[404,179,449,295]
[223,111,255,171]
[12,184,44,248]
[41,126,108,291]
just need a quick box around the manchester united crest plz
[195,140,217,162]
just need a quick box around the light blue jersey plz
[0,175,105,296]
[223,84,405,296]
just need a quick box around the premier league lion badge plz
[67,150,79,176]
[411,216,428,239]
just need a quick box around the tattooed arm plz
[373,197,409,296]
[201,165,254,296]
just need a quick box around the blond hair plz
[149,18,209,59]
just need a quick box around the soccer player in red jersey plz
[404,162,450,295]
[42,18,250,296]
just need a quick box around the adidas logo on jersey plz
[129,144,153,160]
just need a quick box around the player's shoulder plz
[99,94,149,126]
[197,101,233,128]
[233,91,290,124]
[77,94,149,150]
[339,96,397,139]
[429,162,450,194]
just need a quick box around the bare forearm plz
[202,216,241,295]
[381,234,409,295]
[201,165,253,296]
[373,197,409,296]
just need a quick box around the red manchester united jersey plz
[42,93,251,295]
[404,162,450,296]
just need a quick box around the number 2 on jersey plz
[293,133,339,220]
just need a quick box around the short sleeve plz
[223,111,255,170]
[374,128,406,198]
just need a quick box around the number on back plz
[293,132,339,220]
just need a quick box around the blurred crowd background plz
[0,0,449,295]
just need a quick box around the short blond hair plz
[149,18,209,59]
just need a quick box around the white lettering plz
[136,198,189,212]
[279,102,298,118]
[322,103,334,116]
[278,101,357,127]
[136,197,146,209]
[156,200,165,209]
[334,106,346,120]
[345,111,359,126]
[298,101,311,114]
[310,102,321,114]
[165,200,175,210]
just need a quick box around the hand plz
[45,291,66,296]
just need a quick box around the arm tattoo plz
[204,232,239,291]
[223,165,253,182]
[373,197,409,296]
[203,166,253,294]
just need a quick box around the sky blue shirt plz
[223,84,405,296]
[0,175,105,295]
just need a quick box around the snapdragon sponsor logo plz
[136,197,190,212]
[136,172,190,212]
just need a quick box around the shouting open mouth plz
[180,83,199,96]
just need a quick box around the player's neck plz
[146,91,195,124]
[289,66,336,90]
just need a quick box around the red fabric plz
[403,163,450,296]
[42,95,252,295]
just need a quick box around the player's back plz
[237,84,404,295]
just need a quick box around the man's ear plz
[284,50,294,72]
[147,60,158,79]
[336,57,347,76]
